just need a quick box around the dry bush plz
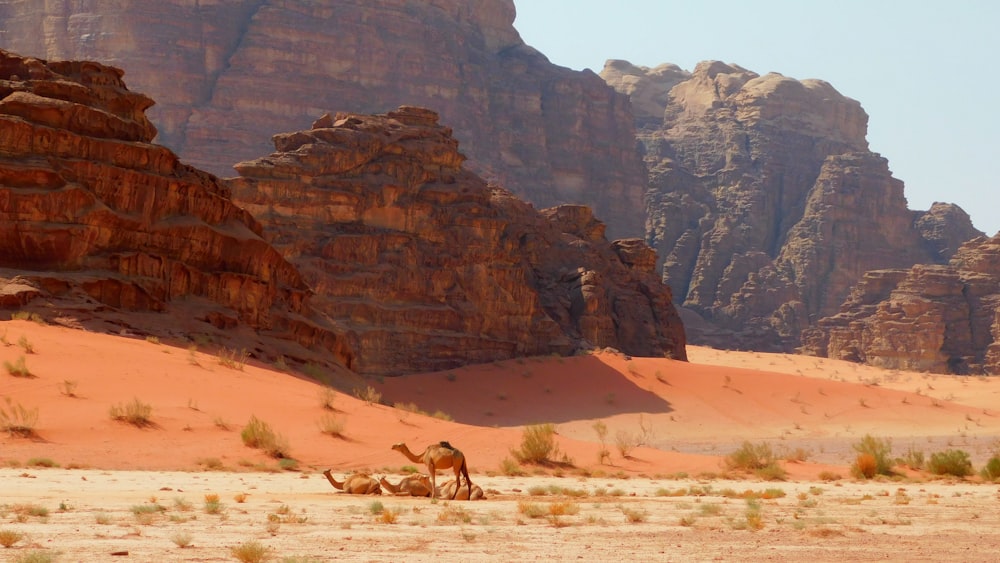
[217,347,250,370]
[353,385,382,405]
[852,453,877,479]
[109,398,153,427]
[0,528,25,548]
[512,423,559,464]
[230,540,272,563]
[0,398,39,437]
[317,413,346,438]
[4,356,32,377]
[241,415,292,459]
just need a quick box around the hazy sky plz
[513,1,999,235]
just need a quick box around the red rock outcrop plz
[228,106,686,375]
[801,235,1000,374]
[0,0,648,239]
[0,48,353,369]
[604,60,983,351]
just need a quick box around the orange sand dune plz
[2,320,999,480]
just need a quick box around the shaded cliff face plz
[228,107,686,376]
[0,48,353,369]
[802,235,1000,374]
[603,60,983,351]
[0,0,648,239]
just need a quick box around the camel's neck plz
[323,471,344,490]
[399,445,426,464]
[380,478,399,494]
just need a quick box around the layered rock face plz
[0,0,648,239]
[802,235,1000,374]
[229,107,686,375]
[0,48,353,368]
[603,60,983,350]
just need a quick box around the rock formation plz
[802,235,1000,374]
[602,60,983,351]
[0,0,648,239]
[0,48,353,369]
[228,106,686,375]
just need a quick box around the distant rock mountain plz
[602,60,983,351]
[0,0,648,239]
[802,234,1000,374]
[228,107,686,375]
[0,48,353,369]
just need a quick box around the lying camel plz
[379,474,433,497]
[391,441,472,500]
[438,479,485,500]
[322,469,381,495]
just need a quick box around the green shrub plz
[512,423,559,464]
[981,456,1000,481]
[725,441,787,480]
[927,449,973,477]
[851,434,893,476]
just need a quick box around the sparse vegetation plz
[58,380,78,397]
[241,415,292,459]
[512,423,559,464]
[318,387,337,410]
[108,398,153,427]
[12,550,56,563]
[0,398,39,437]
[169,530,193,548]
[592,420,611,464]
[18,335,35,354]
[927,449,973,477]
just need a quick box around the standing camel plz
[391,441,471,500]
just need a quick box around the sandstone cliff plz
[228,107,686,375]
[603,60,983,351]
[801,235,1000,374]
[0,0,648,239]
[0,48,353,369]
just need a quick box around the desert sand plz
[2,319,1000,561]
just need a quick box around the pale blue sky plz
[514,1,999,235]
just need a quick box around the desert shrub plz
[318,387,337,410]
[725,441,786,480]
[170,530,193,548]
[241,415,292,459]
[512,423,559,464]
[26,458,57,468]
[852,453,877,479]
[0,528,25,548]
[898,447,925,470]
[217,347,250,370]
[614,429,636,458]
[851,434,893,476]
[500,456,526,476]
[0,398,39,437]
[12,550,56,563]
[353,385,382,406]
[4,356,32,377]
[927,449,973,477]
[981,456,1000,481]
[316,413,346,438]
[108,398,153,427]
[230,540,272,563]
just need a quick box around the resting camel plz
[391,441,471,500]
[379,474,433,497]
[322,469,381,495]
[438,479,485,500]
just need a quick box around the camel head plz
[391,442,405,452]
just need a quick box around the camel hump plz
[438,440,455,449]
